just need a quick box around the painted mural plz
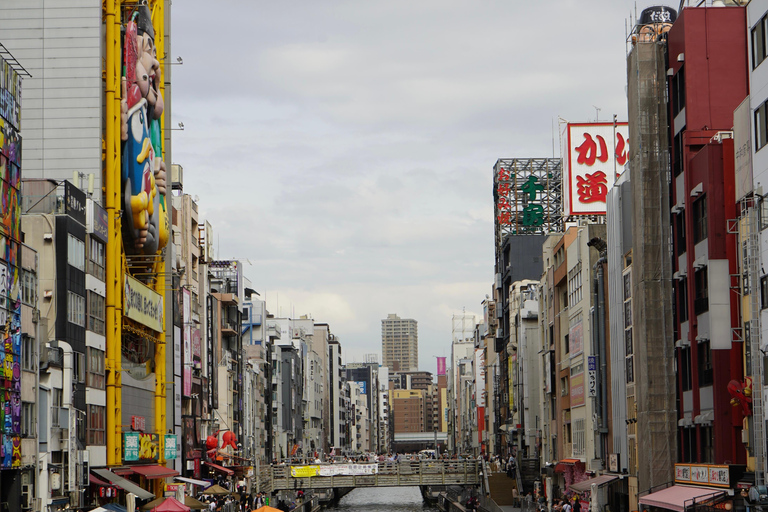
[121,3,169,258]
[0,56,22,469]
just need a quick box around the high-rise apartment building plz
[381,313,418,372]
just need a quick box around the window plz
[21,335,34,371]
[572,418,585,457]
[73,351,85,384]
[568,262,583,307]
[673,131,685,176]
[692,196,707,243]
[67,234,85,272]
[762,276,768,310]
[87,291,105,335]
[753,14,768,69]
[87,347,105,389]
[625,356,634,384]
[87,404,105,445]
[757,100,768,152]
[21,402,35,437]
[675,212,686,248]
[88,237,105,281]
[671,67,685,116]
[694,268,709,315]
[678,278,689,322]
[67,292,85,327]
[700,425,714,463]
[681,347,692,392]
[698,339,713,387]
[21,269,35,306]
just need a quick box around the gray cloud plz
[172,0,659,371]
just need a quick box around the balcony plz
[221,322,238,336]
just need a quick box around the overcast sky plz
[171,1,670,372]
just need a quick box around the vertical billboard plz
[183,288,191,397]
[475,349,486,407]
[734,98,752,202]
[436,356,446,377]
[563,122,629,216]
[0,55,22,469]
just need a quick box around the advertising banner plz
[165,434,178,460]
[475,349,486,407]
[587,356,597,397]
[290,464,380,478]
[290,465,319,478]
[183,288,191,397]
[564,122,629,216]
[437,357,446,376]
[570,372,585,407]
[318,464,379,476]
[124,274,164,332]
[734,97,752,202]
[569,317,583,356]
[124,432,159,462]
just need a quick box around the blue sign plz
[588,356,597,371]
[356,381,367,394]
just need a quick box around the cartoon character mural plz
[0,56,22,469]
[121,2,169,257]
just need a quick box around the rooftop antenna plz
[593,106,601,122]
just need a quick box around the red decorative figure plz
[576,171,608,203]
[221,430,238,450]
[728,378,753,416]
[575,134,608,166]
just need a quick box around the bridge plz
[258,459,482,492]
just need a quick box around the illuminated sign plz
[563,122,628,216]
[124,274,164,331]
[494,158,563,242]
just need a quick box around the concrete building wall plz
[0,0,104,199]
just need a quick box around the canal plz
[329,487,441,512]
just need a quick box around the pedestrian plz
[563,499,572,512]
[573,497,582,512]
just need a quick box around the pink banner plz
[437,357,446,376]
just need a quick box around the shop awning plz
[555,459,582,473]
[203,461,234,476]
[174,476,211,488]
[639,485,724,512]
[130,465,179,479]
[91,469,155,500]
[89,473,111,486]
[570,475,619,492]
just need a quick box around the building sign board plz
[165,434,178,460]
[475,349,486,407]
[563,122,629,216]
[124,432,160,462]
[570,372,585,407]
[124,274,164,331]
[587,356,597,397]
[675,464,733,488]
[494,158,563,244]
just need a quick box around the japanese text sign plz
[564,122,629,216]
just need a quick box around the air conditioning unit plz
[21,484,32,508]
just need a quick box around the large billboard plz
[0,55,22,469]
[494,158,563,248]
[121,3,169,257]
[563,122,629,216]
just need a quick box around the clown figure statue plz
[121,2,169,256]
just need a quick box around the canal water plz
[330,487,441,512]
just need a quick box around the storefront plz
[639,464,746,512]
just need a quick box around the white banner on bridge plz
[317,464,378,476]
